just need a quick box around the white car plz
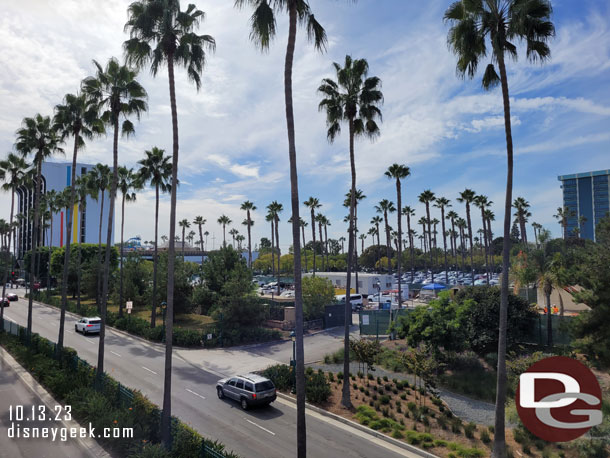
[75,317,101,335]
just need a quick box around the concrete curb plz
[275,392,438,458]
[0,346,111,458]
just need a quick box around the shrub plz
[173,328,201,347]
[357,371,363,378]
[385,383,392,391]
[400,393,407,400]
[359,386,365,393]
[383,375,388,382]
[381,407,390,418]
[327,372,335,382]
[392,428,404,439]
[261,364,293,391]
[407,402,417,412]
[480,429,491,444]
[380,395,390,405]
[306,372,331,404]
[364,389,370,396]
[367,373,374,380]
[337,372,343,380]
[353,383,358,390]
[437,416,448,430]
[464,422,476,439]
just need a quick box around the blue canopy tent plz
[421,283,448,290]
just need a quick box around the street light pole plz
[290,330,296,394]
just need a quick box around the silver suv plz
[216,373,277,410]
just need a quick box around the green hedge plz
[0,331,239,458]
[261,364,331,404]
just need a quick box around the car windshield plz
[89,320,101,324]
[255,381,274,392]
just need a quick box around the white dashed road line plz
[142,366,158,375]
[186,388,206,400]
[244,418,275,436]
[110,351,122,358]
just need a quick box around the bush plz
[173,328,201,347]
[380,395,391,405]
[464,422,476,439]
[480,429,491,444]
[261,364,293,391]
[306,372,331,404]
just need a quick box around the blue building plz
[16,161,113,258]
[557,169,610,241]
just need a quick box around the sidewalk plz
[0,345,110,458]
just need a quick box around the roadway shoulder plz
[275,392,438,458]
[0,345,111,458]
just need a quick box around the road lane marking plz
[142,366,158,375]
[244,418,275,436]
[186,388,206,400]
[84,339,96,345]
[110,351,122,358]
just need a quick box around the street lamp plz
[290,330,296,394]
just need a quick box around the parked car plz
[74,317,101,335]
[216,373,277,410]
[6,293,18,301]
[0,297,10,307]
[335,294,364,311]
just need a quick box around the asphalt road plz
[1,294,410,458]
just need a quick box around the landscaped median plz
[26,292,282,348]
[0,326,239,458]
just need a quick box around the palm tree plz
[485,209,496,272]
[117,167,140,317]
[42,190,59,249]
[433,198,451,284]
[304,197,321,276]
[370,216,383,271]
[513,197,530,246]
[301,218,308,272]
[240,201,256,268]
[268,201,283,293]
[15,114,64,339]
[457,189,476,283]
[385,164,410,305]
[553,206,573,240]
[179,219,191,259]
[82,57,148,385]
[445,2,554,454]
[138,146,172,328]
[235,234,245,251]
[217,215,231,247]
[74,174,93,311]
[124,1,215,445]
[322,215,331,268]
[88,163,111,308]
[53,91,103,348]
[531,222,542,248]
[344,189,366,292]
[229,228,239,248]
[475,195,491,283]
[315,213,325,271]
[418,189,436,281]
[375,200,395,274]
[266,211,275,277]
[236,2,326,451]
[0,153,29,325]
[446,210,459,258]
[456,217,467,272]
[193,216,206,264]
[203,231,209,250]
[318,53,382,409]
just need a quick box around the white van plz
[335,294,364,311]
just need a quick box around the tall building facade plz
[557,169,610,241]
[16,161,114,258]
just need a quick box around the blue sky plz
[1,0,609,251]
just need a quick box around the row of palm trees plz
[1,0,555,456]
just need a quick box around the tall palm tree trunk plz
[441,209,448,285]
[275,215,280,295]
[0,186,16,325]
[384,213,391,273]
[301,224,307,272]
[119,193,126,317]
[27,160,43,339]
[198,224,204,265]
[395,180,402,307]
[354,206,359,293]
[376,225,381,273]
[182,227,186,261]
[161,55,179,449]
[151,184,159,328]
[98,118,119,385]
[246,211,252,268]
[482,208,490,284]
[284,4,306,455]
[318,221,324,271]
[270,220,275,277]
[493,50,514,458]
[466,205,474,283]
[58,132,80,348]
[426,206,434,283]
[324,224,329,269]
[310,209,316,276]
[342,117,356,409]
[96,190,105,310]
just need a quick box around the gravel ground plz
[307,361,496,426]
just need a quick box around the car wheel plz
[217,387,224,399]
[84,330,88,336]
[75,325,78,333]
[240,398,249,410]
